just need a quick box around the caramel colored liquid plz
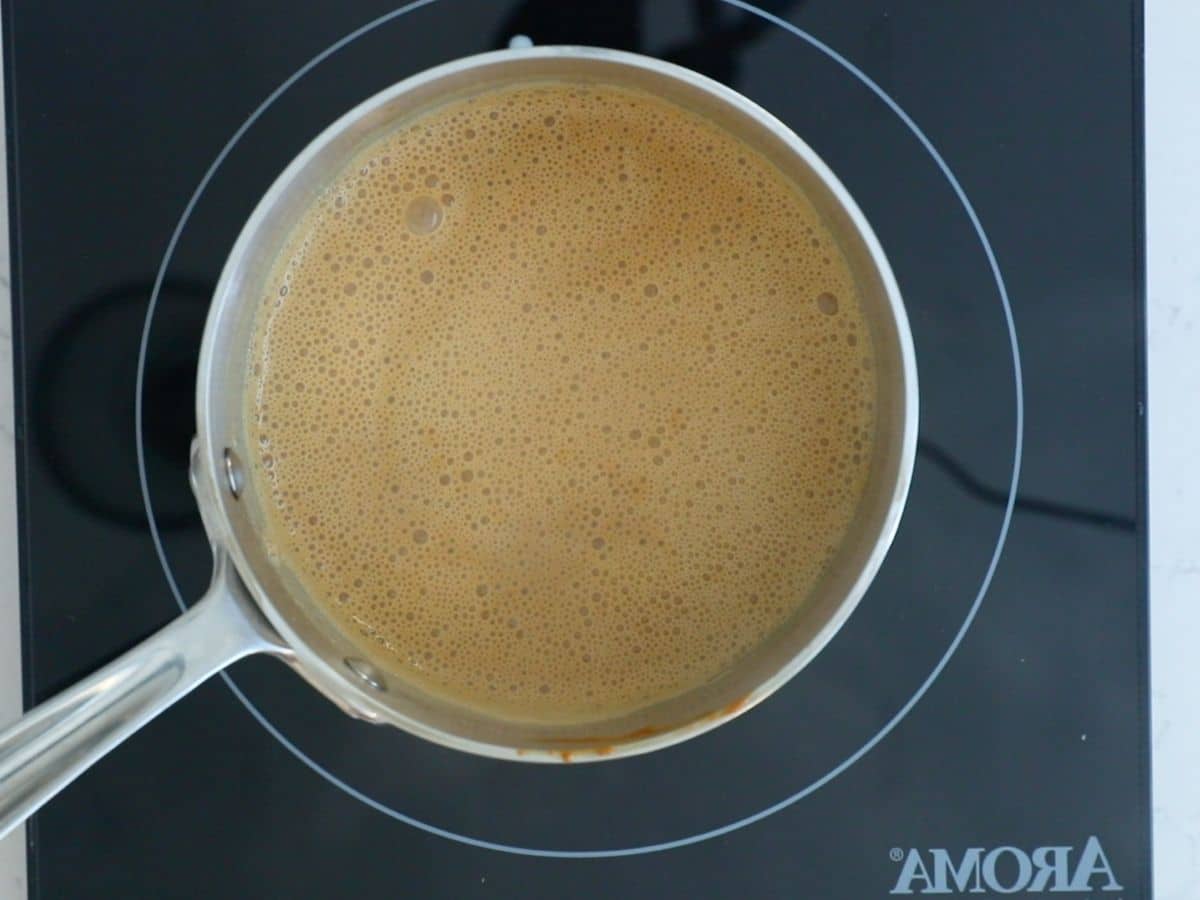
[246,81,876,724]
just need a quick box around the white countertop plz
[0,17,25,891]
[1,2,1197,897]
[1145,1,1200,896]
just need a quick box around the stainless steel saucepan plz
[0,45,917,839]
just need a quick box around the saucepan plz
[0,45,917,839]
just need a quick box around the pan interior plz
[195,48,914,757]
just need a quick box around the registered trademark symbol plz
[889,847,904,862]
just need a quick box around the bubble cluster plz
[245,81,877,725]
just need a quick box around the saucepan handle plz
[0,553,285,839]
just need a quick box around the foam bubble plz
[405,195,444,235]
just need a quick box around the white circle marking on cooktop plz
[136,0,1023,858]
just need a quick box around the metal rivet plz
[345,657,387,692]
[223,448,244,499]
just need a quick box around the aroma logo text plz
[889,835,1122,894]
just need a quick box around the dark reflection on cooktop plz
[493,0,804,85]
[34,280,210,531]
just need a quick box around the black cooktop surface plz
[5,1,1146,897]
